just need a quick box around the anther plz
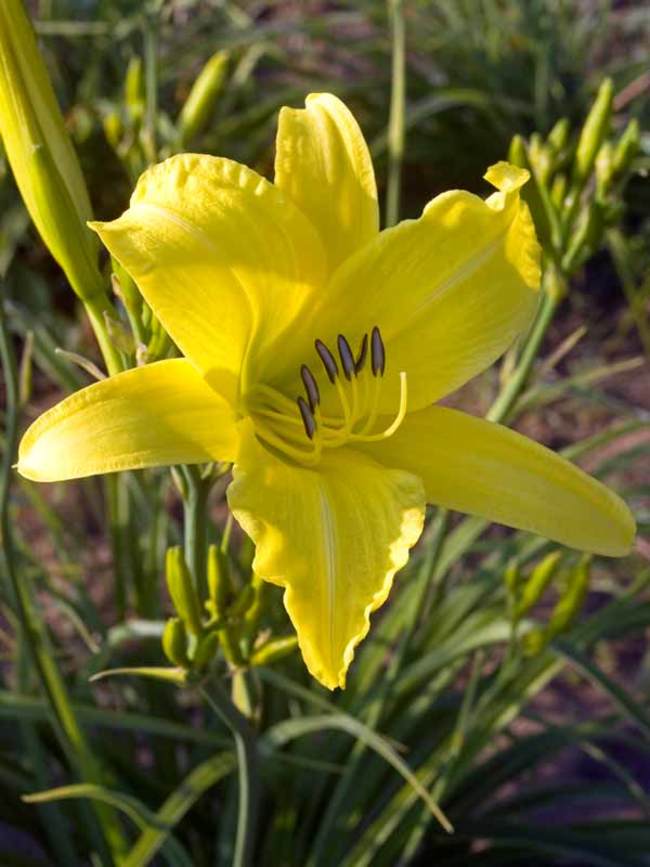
[315,339,339,383]
[300,364,320,412]
[370,326,386,377]
[337,334,355,381]
[297,396,316,440]
[355,333,368,374]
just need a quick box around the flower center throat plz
[247,326,408,466]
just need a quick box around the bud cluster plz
[505,552,592,656]
[508,79,641,293]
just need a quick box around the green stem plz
[385,0,405,228]
[486,285,559,424]
[414,508,450,631]
[106,475,127,620]
[182,466,210,600]
[85,295,124,377]
[142,11,158,164]
[200,680,259,867]
[0,298,125,864]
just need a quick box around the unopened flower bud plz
[515,551,562,619]
[0,0,105,305]
[103,111,123,150]
[125,56,145,124]
[162,617,190,667]
[574,78,613,185]
[250,635,298,667]
[192,631,220,671]
[178,51,229,146]
[595,141,615,198]
[547,117,570,154]
[613,118,640,176]
[550,173,567,210]
[547,556,591,639]
[507,134,528,169]
[166,547,204,636]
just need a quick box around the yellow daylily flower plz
[17,93,635,690]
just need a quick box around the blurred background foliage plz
[1,1,650,866]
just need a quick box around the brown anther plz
[337,334,355,381]
[315,339,339,384]
[297,396,316,440]
[370,326,385,376]
[354,333,368,374]
[300,364,320,412]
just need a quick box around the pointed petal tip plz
[484,161,530,193]
[595,502,636,558]
[305,91,337,108]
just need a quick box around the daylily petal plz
[17,359,238,482]
[358,405,635,557]
[90,154,326,404]
[274,93,379,273]
[228,426,425,689]
[284,162,540,413]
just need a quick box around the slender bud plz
[528,133,552,186]
[124,56,144,124]
[207,543,230,620]
[595,141,615,198]
[515,551,562,619]
[111,259,142,320]
[102,110,123,150]
[522,557,591,656]
[507,134,528,169]
[573,78,613,185]
[550,173,567,210]
[166,547,204,636]
[546,556,591,639]
[504,559,520,598]
[178,50,229,146]
[562,203,602,273]
[0,0,105,305]
[250,635,299,667]
[18,330,34,407]
[192,631,220,671]
[547,117,570,154]
[612,118,640,176]
[162,618,190,667]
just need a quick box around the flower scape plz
[17,93,635,690]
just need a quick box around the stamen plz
[249,327,406,468]
[371,326,385,377]
[297,396,317,440]
[354,372,408,442]
[255,425,320,466]
[355,333,368,374]
[337,334,355,381]
[315,339,339,383]
[300,364,320,412]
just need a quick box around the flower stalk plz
[385,0,406,228]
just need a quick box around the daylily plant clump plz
[18,94,634,689]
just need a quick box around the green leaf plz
[123,752,236,867]
[262,714,452,834]
[89,666,188,685]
